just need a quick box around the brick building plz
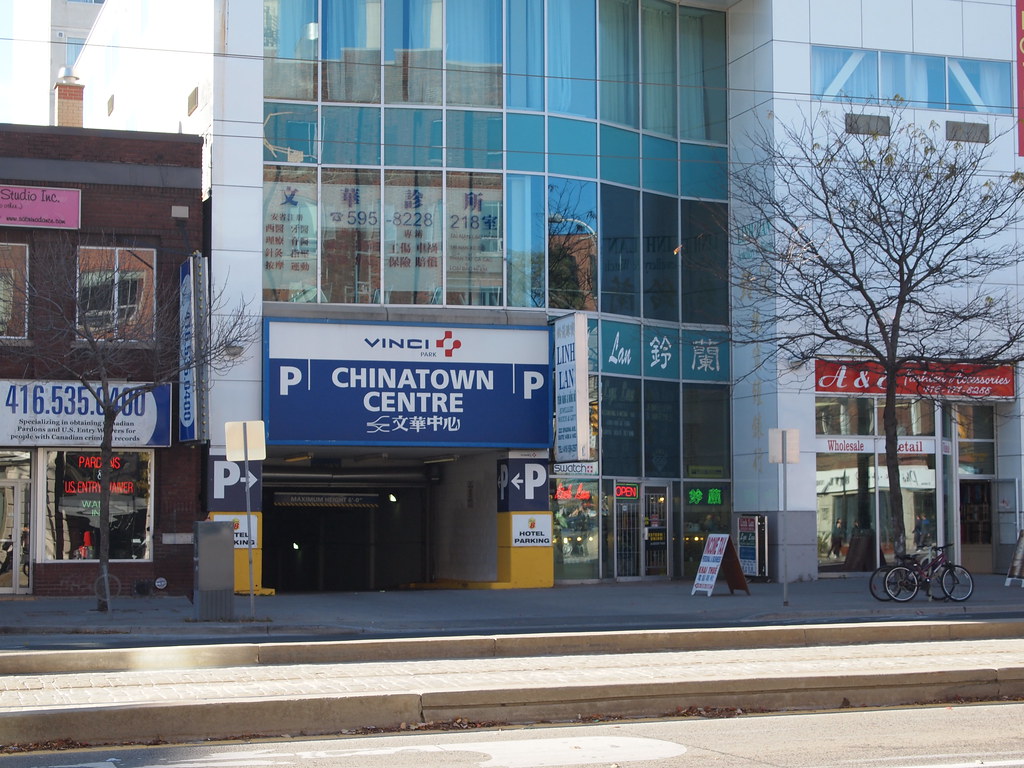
[0,119,205,597]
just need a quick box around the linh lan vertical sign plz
[554,313,590,462]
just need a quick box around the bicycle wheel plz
[884,566,918,602]
[940,565,973,601]
[869,565,893,601]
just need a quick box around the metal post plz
[243,422,255,620]
[782,430,789,608]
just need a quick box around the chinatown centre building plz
[34,0,1024,595]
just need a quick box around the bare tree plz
[732,108,1024,557]
[2,232,257,611]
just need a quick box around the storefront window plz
[875,399,935,436]
[680,200,727,325]
[682,481,729,578]
[263,166,319,302]
[642,193,678,322]
[0,244,27,338]
[815,396,874,435]
[381,170,442,303]
[644,380,679,477]
[817,452,876,571]
[957,404,995,475]
[44,451,152,561]
[683,384,729,478]
[600,185,640,317]
[321,169,381,304]
[552,478,599,580]
[601,377,642,477]
[445,172,503,305]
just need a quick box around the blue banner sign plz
[264,320,552,447]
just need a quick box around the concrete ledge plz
[2,619,1022,675]
[0,693,423,745]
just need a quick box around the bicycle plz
[883,543,973,602]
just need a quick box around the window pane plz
[645,380,680,477]
[956,405,994,440]
[384,108,442,166]
[642,134,677,195]
[948,58,1011,114]
[600,125,639,186]
[600,185,640,317]
[382,170,442,303]
[817,452,877,571]
[683,384,729,478]
[643,193,678,322]
[506,0,544,110]
[384,0,442,104]
[875,399,935,436]
[815,396,875,435]
[322,0,381,103]
[446,172,503,305]
[679,8,727,142]
[78,247,154,339]
[811,46,878,103]
[601,376,642,476]
[263,0,318,100]
[45,451,152,561]
[880,52,944,109]
[599,0,639,127]
[0,244,28,338]
[446,110,503,169]
[548,177,598,311]
[548,0,596,117]
[680,143,726,199]
[321,169,380,303]
[507,113,545,172]
[680,200,727,325]
[264,102,318,164]
[548,117,597,178]
[506,174,545,308]
[641,0,676,136]
[322,106,380,165]
[263,165,319,302]
[446,0,502,107]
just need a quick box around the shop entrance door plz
[643,486,669,577]
[0,481,30,593]
[960,480,993,574]
[613,482,670,579]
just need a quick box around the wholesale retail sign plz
[0,185,80,229]
[265,319,551,447]
[815,360,1015,399]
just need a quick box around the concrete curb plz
[3,618,1022,675]
[2,664,1023,746]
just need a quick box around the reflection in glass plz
[683,384,729,477]
[678,8,727,142]
[817,452,877,571]
[956,405,994,440]
[816,396,875,435]
[321,169,380,304]
[322,107,380,166]
[682,482,730,578]
[382,170,442,304]
[600,185,639,317]
[680,200,727,324]
[446,0,502,107]
[552,478,600,580]
[384,108,442,167]
[601,377,641,477]
[77,247,155,340]
[642,193,678,321]
[641,0,676,136]
[548,177,597,311]
[384,0,442,104]
[880,52,944,109]
[506,0,544,110]
[322,0,381,103]
[875,399,935,436]
[506,174,546,308]
[263,165,319,302]
[811,46,879,104]
[45,451,152,561]
[446,111,503,170]
[599,0,638,127]
[645,380,680,477]
[264,102,318,164]
[548,0,596,117]
[0,244,28,338]
[264,0,318,100]
[446,172,503,305]
[948,58,1011,114]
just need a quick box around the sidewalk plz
[0,575,1022,747]
[1,573,1022,642]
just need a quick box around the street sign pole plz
[225,420,266,620]
[769,428,799,607]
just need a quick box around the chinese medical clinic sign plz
[265,319,551,447]
[815,360,1015,399]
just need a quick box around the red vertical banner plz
[1018,0,1024,155]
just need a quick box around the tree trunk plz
[882,377,906,558]
[96,404,116,612]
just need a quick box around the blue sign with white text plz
[264,320,552,448]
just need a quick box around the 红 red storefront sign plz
[815,360,1015,399]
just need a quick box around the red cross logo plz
[436,330,462,357]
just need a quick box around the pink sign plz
[0,185,81,229]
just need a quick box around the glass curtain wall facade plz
[262,0,730,581]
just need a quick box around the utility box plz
[194,521,234,621]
